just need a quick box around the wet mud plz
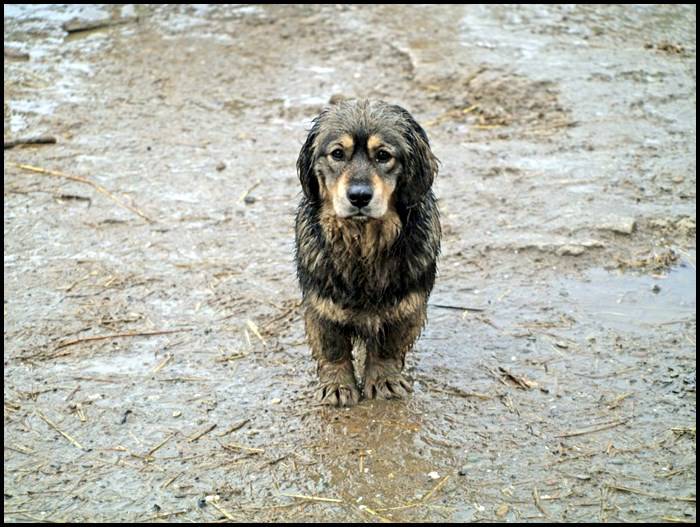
[4,4,696,522]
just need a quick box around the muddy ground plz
[3,4,696,523]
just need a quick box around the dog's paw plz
[315,359,359,407]
[315,382,360,407]
[363,374,413,400]
[363,358,413,400]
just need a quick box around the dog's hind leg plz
[362,307,426,400]
[305,310,360,407]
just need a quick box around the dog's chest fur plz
[320,209,401,264]
[319,205,401,291]
[295,194,439,327]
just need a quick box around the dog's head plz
[297,100,438,219]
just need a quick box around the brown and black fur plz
[294,100,440,406]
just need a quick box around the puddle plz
[561,259,696,332]
[3,4,112,24]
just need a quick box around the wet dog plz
[295,100,440,406]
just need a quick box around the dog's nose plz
[347,184,373,208]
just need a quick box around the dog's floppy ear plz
[394,106,438,207]
[297,117,322,202]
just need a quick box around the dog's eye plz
[375,150,392,163]
[330,149,345,161]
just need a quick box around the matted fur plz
[294,99,441,406]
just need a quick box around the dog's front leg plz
[362,308,426,400]
[304,309,360,407]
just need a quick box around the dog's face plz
[320,131,398,219]
[297,100,438,219]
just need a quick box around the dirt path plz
[4,5,695,522]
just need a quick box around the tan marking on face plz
[369,172,396,216]
[316,172,328,200]
[331,169,351,209]
[320,166,347,203]
[322,133,354,154]
[367,134,384,155]
[367,135,396,170]
[338,134,354,151]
